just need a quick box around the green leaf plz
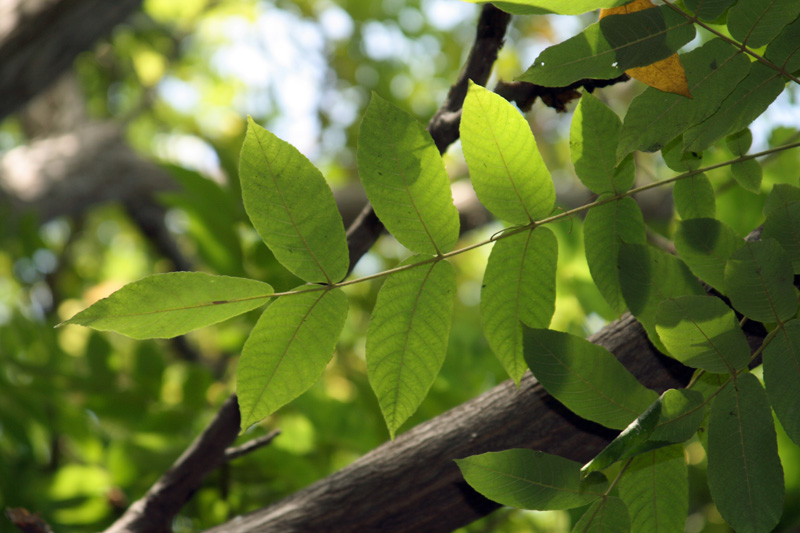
[673,218,743,292]
[763,189,800,273]
[582,399,662,474]
[570,92,634,195]
[765,15,800,73]
[763,320,800,446]
[707,373,784,533]
[237,287,348,430]
[481,227,557,385]
[730,158,763,193]
[656,295,751,373]
[650,388,705,443]
[685,0,736,21]
[358,93,459,255]
[727,0,800,48]
[464,0,630,16]
[239,117,349,284]
[662,136,703,172]
[460,82,555,225]
[523,328,658,429]
[367,256,456,438]
[617,39,750,159]
[617,445,688,533]
[618,243,706,353]
[60,273,273,339]
[726,128,753,155]
[456,450,608,510]
[673,173,716,219]
[571,496,629,533]
[518,6,695,87]
[725,239,797,322]
[683,63,786,153]
[584,198,647,314]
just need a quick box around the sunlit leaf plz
[730,159,763,193]
[727,0,800,48]
[725,239,797,323]
[656,295,750,373]
[519,6,694,87]
[61,272,272,339]
[461,82,555,224]
[683,63,785,153]
[707,374,784,533]
[367,256,456,438]
[358,93,459,255]
[662,135,703,172]
[617,39,750,159]
[523,328,658,429]
[466,0,630,16]
[570,92,634,195]
[763,320,800,446]
[674,218,743,292]
[617,445,688,533]
[763,188,800,273]
[571,496,629,533]
[237,287,348,430]
[240,117,349,283]
[618,243,705,353]
[456,449,608,510]
[674,173,716,219]
[584,198,646,314]
[481,227,557,385]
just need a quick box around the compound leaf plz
[763,320,800,446]
[674,217,743,293]
[673,173,716,219]
[571,496,629,533]
[727,0,800,48]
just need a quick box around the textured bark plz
[0,0,142,121]
[205,316,708,533]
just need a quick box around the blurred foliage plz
[1,0,799,531]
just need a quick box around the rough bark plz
[0,0,142,122]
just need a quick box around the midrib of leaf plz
[511,230,535,378]
[746,243,783,323]
[529,335,641,417]
[780,202,800,254]
[740,0,778,47]
[253,133,333,284]
[590,117,619,195]
[731,377,757,529]
[778,324,800,379]
[468,463,604,496]
[474,95,534,222]
[242,290,327,425]
[648,452,658,529]
[388,261,437,427]
[377,113,441,255]
[71,293,273,322]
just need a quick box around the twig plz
[6,508,54,533]
[224,430,281,462]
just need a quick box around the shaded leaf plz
[481,227,557,385]
[674,217,743,292]
[523,328,658,429]
[730,158,763,193]
[673,173,716,219]
[655,295,750,373]
[727,0,800,48]
[584,198,647,314]
[618,243,705,353]
[240,118,348,283]
[61,273,272,339]
[685,0,736,21]
[683,63,785,153]
[358,94,459,255]
[617,445,688,533]
[519,6,694,87]
[765,16,800,73]
[571,496,629,533]
[707,374,784,533]
[367,256,456,438]
[237,287,348,429]
[456,449,608,510]
[662,136,703,172]
[461,82,555,224]
[763,320,800,446]
[763,187,800,273]
[650,388,705,443]
[725,239,797,322]
[617,39,750,159]
[582,399,661,473]
[570,92,635,195]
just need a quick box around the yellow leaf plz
[599,0,693,98]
